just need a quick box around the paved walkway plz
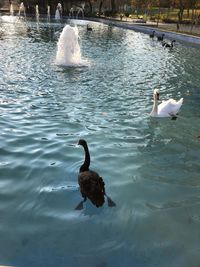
[90,17,200,45]
[104,16,200,36]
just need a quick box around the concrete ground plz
[113,16,200,37]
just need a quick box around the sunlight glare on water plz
[0,18,200,267]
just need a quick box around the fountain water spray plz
[10,4,14,16]
[55,9,60,20]
[69,7,74,18]
[57,3,62,15]
[36,5,39,21]
[55,25,84,66]
[18,2,26,18]
[76,7,84,19]
[69,6,84,19]
[55,3,62,20]
[47,5,50,21]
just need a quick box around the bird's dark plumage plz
[87,24,92,31]
[78,170,105,207]
[150,30,155,38]
[157,34,165,41]
[162,40,176,48]
[75,139,116,210]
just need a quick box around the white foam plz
[55,25,88,67]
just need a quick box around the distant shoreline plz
[88,17,200,45]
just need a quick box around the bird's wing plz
[78,171,103,193]
[158,98,183,115]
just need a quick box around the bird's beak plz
[157,93,160,100]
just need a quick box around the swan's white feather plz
[158,98,183,117]
[150,88,183,117]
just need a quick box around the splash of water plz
[18,2,26,18]
[36,5,39,21]
[47,5,50,21]
[55,2,62,20]
[10,4,14,16]
[76,7,84,19]
[55,9,60,20]
[55,25,84,66]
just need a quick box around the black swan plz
[149,30,155,38]
[75,139,116,210]
[162,40,176,48]
[87,24,92,31]
[157,33,165,41]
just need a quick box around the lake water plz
[0,17,200,267]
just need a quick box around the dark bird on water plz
[157,33,165,41]
[87,24,92,31]
[149,30,155,38]
[75,139,116,210]
[162,40,176,48]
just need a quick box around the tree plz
[111,0,116,13]
[99,0,103,15]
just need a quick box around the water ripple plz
[0,19,200,267]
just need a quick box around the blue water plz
[0,17,200,267]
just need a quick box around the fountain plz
[55,8,60,20]
[76,7,84,19]
[69,7,74,18]
[47,5,50,21]
[55,25,83,66]
[18,2,26,18]
[1,2,20,22]
[69,5,84,19]
[10,3,14,16]
[55,3,62,20]
[36,5,39,21]
[57,3,62,15]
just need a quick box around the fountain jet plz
[18,2,26,18]
[55,3,62,20]
[36,5,39,21]
[47,5,50,21]
[10,3,14,16]
[55,25,82,66]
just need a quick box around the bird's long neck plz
[151,94,158,116]
[80,143,90,172]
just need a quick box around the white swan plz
[150,89,183,118]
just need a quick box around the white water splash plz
[39,184,78,193]
[36,5,39,21]
[47,5,50,21]
[55,25,87,67]
[55,8,60,20]
[10,4,14,16]
[19,2,26,18]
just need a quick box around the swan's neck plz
[80,143,90,172]
[151,95,158,116]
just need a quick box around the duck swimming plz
[150,89,183,119]
[149,30,155,38]
[75,139,116,210]
[162,40,176,48]
[157,33,165,41]
[87,24,92,31]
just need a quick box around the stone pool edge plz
[87,17,200,46]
